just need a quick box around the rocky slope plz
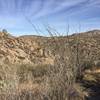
[0,31,54,65]
[0,29,100,72]
[0,30,100,66]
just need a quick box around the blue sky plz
[0,0,100,36]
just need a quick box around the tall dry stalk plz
[40,25,85,100]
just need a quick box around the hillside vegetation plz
[0,30,100,100]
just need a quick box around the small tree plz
[2,29,8,34]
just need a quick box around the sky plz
[0,0,100,36]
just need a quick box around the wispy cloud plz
[0,0,100,35]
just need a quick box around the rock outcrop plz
[0,29,100,67]
[0,31,55,65]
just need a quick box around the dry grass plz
[0,50,85,100]
[0,29,87,100]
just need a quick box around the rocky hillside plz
[0,31,54,65]
[0,29,100,99]
[0,29,100,67]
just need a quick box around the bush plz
[17,64,51,83]
[81,60,94,70]
[2,29,8,34]
[0,64,18,94]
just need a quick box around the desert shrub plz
[81,60,94,70]
[32,64,51,77]
[0,64,18,94]
[17,64,33,83]
[17,64,51,83]
[39,34,85,100]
